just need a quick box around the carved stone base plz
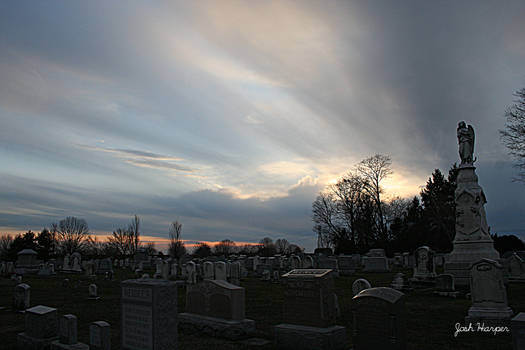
[178,312,256,340]
[433,291,461,298]
[17,332,58,350]
[274,323,347,350]
[467,306,513,320]
[444,240,499,288]
[51,340,89,350]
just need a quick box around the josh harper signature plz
[454,322,510,337]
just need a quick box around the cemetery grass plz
[1,268,524,350]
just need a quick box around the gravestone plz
[17,305,58,350]
[465,259,513,325]
[186,261,196,284]
[402,252,410,268]
[511,313,525,350]
[179,279,256,340]
[214,261,227,281]
[14,283,31,311]
[90,321,110,350]
[96,258,113,275]
[412,246,436,281]
[161,261,170,280]
[362,257,389,272]
[367,249,385,257]
[391,273,410,292]
[434,274,459,297]
[169,263,177,278]
[352,287,406,350]
[302,255,314,269]
[272,271,280,283]
[337,255,358,276]
[121,278,177,350]
[506,253,525,282]
[88,284,99,300]
[17,249,38,268]
[230,262,241,286]
[203,261,214,279]
[274,269,347,350]
[51,314,89,350]
[352,278,371,296]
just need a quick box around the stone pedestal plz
[179,279,255,340]
[511,313,525,350]
[465,259,513,326]
[274,269,346,350]
[121,278,177,350]
[17,305,58,350]
[444,165,499,288]
[274,324,347,350]
[352,287,406,350]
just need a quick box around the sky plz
[1,1,525,252]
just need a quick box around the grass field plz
[1,268,523,350]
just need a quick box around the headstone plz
[302,255,314,269]
[274,269,346,350]
[169,262,177,278]
[63,255,70,270]
[179,279,255,340]
[367,249,385,257]
[90,321,110,350]
[394,253,403,267]
[186,261,196,284]
[230,261,241,286]
[352,287,406,350]
[214,261,227,281]
[390,273,408,292]
[511,313,525,350]
[121,278,177,349]
[506,253,525,282]
[13,283,31,311]
[96,258,113,275]
[88,284,99,300]
[402,252,410,268]
[362,257,389,272]
[434,274,459,298]
[17,305,58,349]
[261,269,271,281]
[444,122,500,287]
[161,261,170,280]
[203,261,214,279]
[412,246,436,281]
[50,314,89,349]
[85,261,96,276]
[352,278,371,296]
[17,249,38,266]
[337,255,358,276]
[465,259,513,324]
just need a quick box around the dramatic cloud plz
[1,1,525,250]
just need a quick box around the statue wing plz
[468,125,475,152]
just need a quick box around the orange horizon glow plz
[0,229,261,250]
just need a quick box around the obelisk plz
[444,122,500,288]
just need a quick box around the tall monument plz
[444,122,500,288]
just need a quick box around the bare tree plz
[107,227,132,257]
[52,217,90,255]
[275,238,290,255]
[214,239,236,256]
[0,234,13,260]
[500,87,525,182]
[168,221,186,260]
[357,154,393,243]
[128,215,141,256]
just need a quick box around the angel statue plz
[457,121,475,165]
